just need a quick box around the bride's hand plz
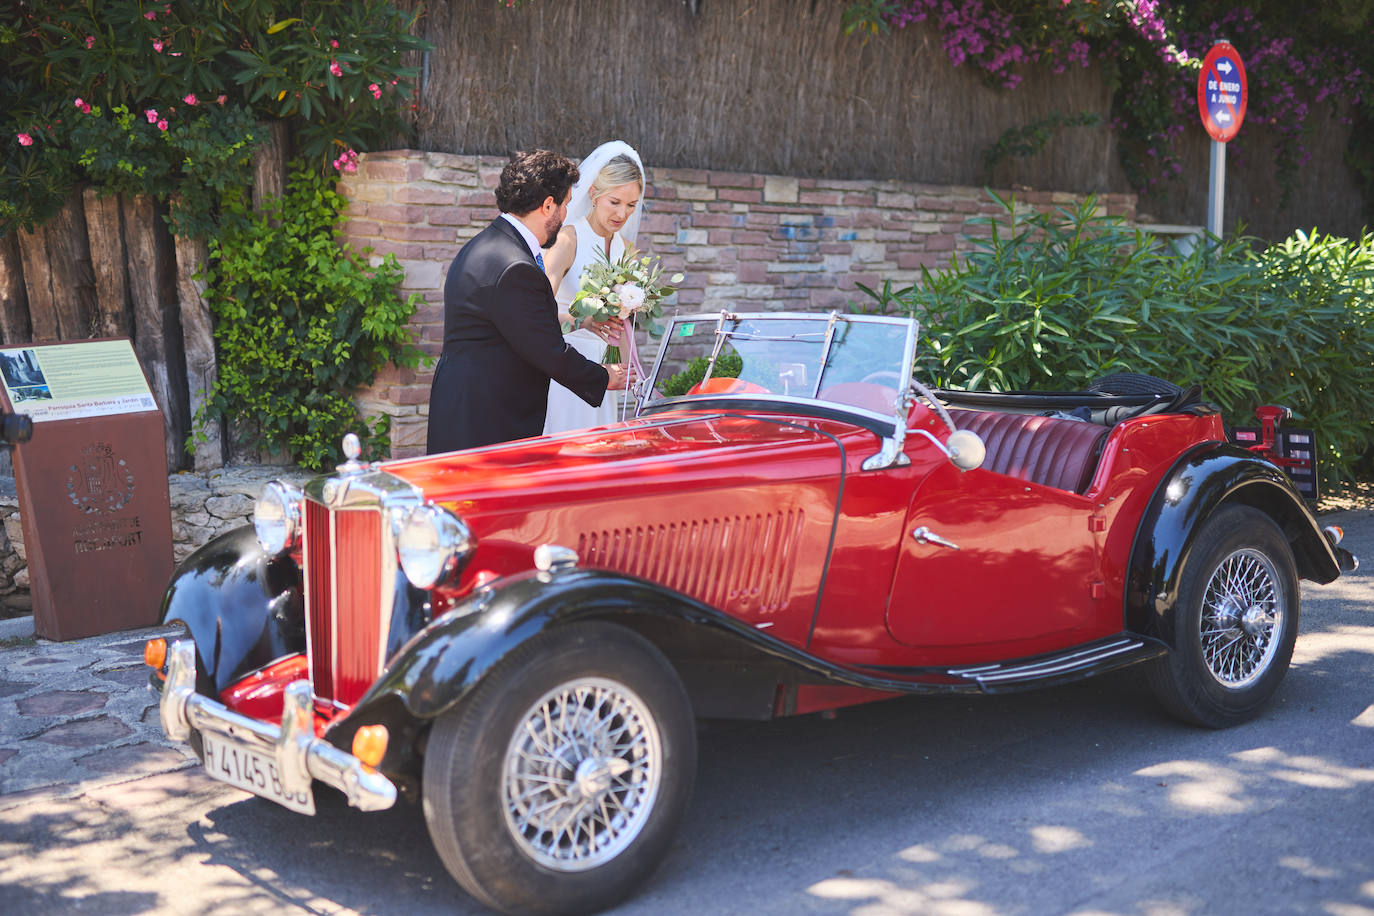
[582,316,625,343]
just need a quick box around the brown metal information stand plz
[0,338,174,640]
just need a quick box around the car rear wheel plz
[1146,505,1299,728]
[422,621,696,916]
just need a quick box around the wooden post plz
[123,193,191,472]
[173,228,223,469]
[15,223,59,341]
[43,192,100,339]
[0,233,31,345]
[82,189,135,339]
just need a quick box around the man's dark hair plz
[496,149,579,215]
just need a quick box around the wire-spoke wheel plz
[1198,547,1284,689]
[423,622,695,916]
[503,677,662,872]
[1148,505,1299,728]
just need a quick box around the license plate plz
[202,733,316,815]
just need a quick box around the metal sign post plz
[1197,40,1248,237]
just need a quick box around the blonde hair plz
[589,154,643,201]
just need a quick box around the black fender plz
[158,525,307,695]
[1125,443,1344,647]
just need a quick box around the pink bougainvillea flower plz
[152,40,164,52]
[329,60,343,77]
[85,35,95,48]
[17,132,33,146]
[368,83,381,99]
[145,108,158,122]
[157,119,169,131]
[184,94,197,105]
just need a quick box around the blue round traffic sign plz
[1197,41,1247,142]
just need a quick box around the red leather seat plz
[818,382,901,414]
[687,377,771,395]
[945,408,1107,494]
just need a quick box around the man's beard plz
[542,212,563,247]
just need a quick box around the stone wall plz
[0,466,310,617]
[338,150,1138,460]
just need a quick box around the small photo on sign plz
[0,349,46,390]
[11,385,53,402]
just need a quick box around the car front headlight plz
[254,481,304,556]
[398,504,474,589]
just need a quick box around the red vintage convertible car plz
[148,311,1354,915]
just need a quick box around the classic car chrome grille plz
[302,499,386,707]
[578,510,804,613]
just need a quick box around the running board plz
[944,636,1167,693]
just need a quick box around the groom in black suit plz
[426,149,632,454]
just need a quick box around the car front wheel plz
[1147,505,1299,728]
[422,621,696,916]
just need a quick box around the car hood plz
[381,408,864,510]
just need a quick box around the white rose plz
[618,282,647,313]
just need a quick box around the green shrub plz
[197,165,425,470]
[863,191,1374,485]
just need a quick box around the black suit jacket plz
[426,217,609,453]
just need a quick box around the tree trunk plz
[123,194,191,472]
[15,224,59,342]
[0,234,31,345]
[252,120,290,213]
[173,229,222,469]
[82,188,134,339]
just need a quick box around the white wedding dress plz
[543,216,626,435]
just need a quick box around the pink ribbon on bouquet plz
[618,313,646,421]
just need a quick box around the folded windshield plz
[639,312,917,417]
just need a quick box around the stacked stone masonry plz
[338,150,1137,460]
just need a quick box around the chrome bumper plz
[157,639,396,812]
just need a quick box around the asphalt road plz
[2,508,1371,916]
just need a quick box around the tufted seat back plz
[945,408,1107,494]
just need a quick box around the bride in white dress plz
[542,140,646,435]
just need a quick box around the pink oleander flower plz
[17,132,33,146]
[184,94,197,105]
[368,83,381,99]
[85,35,95,48]
[145,108,158,123]
[330,39,339,48]
[329,60,343,77]
[157,119,168,131]
[153,40,164,52]
[144,10,156,19]
[216,94,227,105]
[74,98,91,113]
[332,148,359,173]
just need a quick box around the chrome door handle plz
[911,526,960,550]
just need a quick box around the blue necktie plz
[536,252,545,271]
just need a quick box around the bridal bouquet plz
[567,248,684,330]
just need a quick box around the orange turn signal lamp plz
[352,725,389,769]
[144,638,167,670]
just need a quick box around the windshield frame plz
[634,310,919,424]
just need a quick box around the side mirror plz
[947,429,985,471]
